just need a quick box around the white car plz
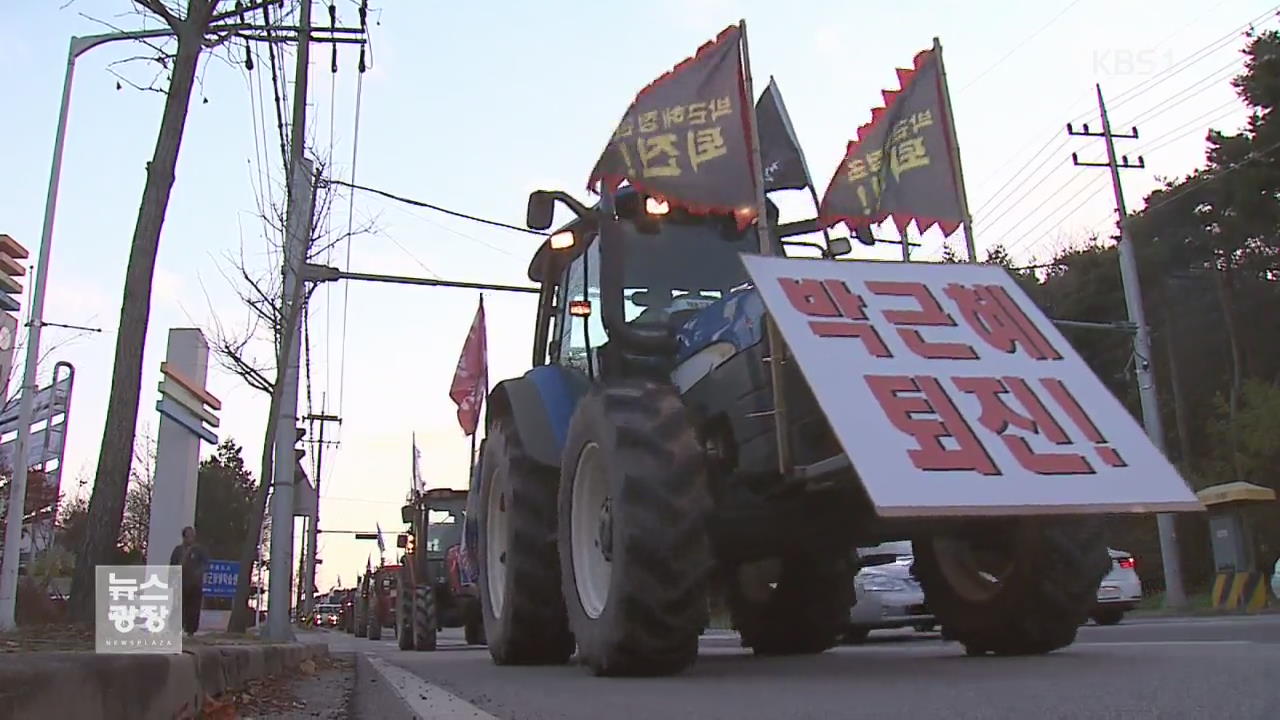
[846,541,934,643]
[1092,548,1142,625]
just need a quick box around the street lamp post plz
[0,29,175,631]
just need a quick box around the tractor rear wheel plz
[367,601,382,640]
[729,553,853,655]
[412,585,437,651]
[397,568,415,650]
[913,517,1110,657]
[354,594,367,638]
[477,419,573,665]
[558,380,712,677]
[464,604,486,645]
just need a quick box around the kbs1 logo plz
[1093,48,1175,77]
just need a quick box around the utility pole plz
[265,0,313,643]
[1069,84,1187,609]
[301,410,340,619]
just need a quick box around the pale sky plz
[0,0,1267,592]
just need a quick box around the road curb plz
[0,640,329,720]
[355,652,498,719]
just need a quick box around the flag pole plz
[469,292,485,482]
[933,36,977,262]
[740,19,793,476]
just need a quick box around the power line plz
[1141,135,1280,216]
[327,179,546,236]
[972,5,1278,243]
[1133,98,1248,156]
[337,69,364,420]
[1108,5,1279,112]
[974,134,1073,222]
[956,0,1087,93]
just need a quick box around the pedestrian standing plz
[170,526,209,637]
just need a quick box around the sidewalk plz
[0,624,328,720]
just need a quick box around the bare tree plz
[118,430,157,559]
[66,0,288,621]
[206,154,375,632]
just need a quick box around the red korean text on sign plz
[943,283,1063,361]
[778,277,891,358]
[865,374,999,475]
[865,280,979,360]
[868,373,1128,476]
[954,376,1098,474]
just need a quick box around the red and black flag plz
[819,47,964,237]
[588,25,757,226]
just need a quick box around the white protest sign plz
[741,255,1203,517]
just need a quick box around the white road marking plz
[1074,640,1255,646]
[364,653,499,719]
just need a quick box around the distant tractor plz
[355,564,397,640]
[396,487,485,651]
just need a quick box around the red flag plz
[449,296,487,436]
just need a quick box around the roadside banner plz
[740,256,1204,517]
[203,560,239,598]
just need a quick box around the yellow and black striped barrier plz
[1211,571,1272,612]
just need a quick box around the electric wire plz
[956,0,1087,94]
[974,5,1279,251]
[327,179,546,236]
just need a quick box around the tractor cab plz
[526,186,783,380]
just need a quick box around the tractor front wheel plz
[913,517,1110,657]
[730,553,853,656]
[412,585,437,651]
[397,568,415,650]
[477,419,573,664]
[558,380,712,677]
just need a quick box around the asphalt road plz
[323,615,1280,719]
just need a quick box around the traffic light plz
[0,234,29,313]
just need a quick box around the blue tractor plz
[465,186,1110,677]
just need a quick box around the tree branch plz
[134,0,183,30]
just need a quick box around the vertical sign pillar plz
[145,328,220,567]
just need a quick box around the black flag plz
[819,48,963,237]
[756,77,811,192]
[588,25,757,226]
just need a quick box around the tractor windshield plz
[616,218,761,326]
[426,513,463,554]
[560,215,765,361]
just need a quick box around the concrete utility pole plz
[265,0,313,643]
[301,411,340,619]
[1069,84,1188,609]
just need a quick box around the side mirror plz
[827,237,853,257]
[527,190,556,231]
[396,534,408,549]
[400,504,414,524]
